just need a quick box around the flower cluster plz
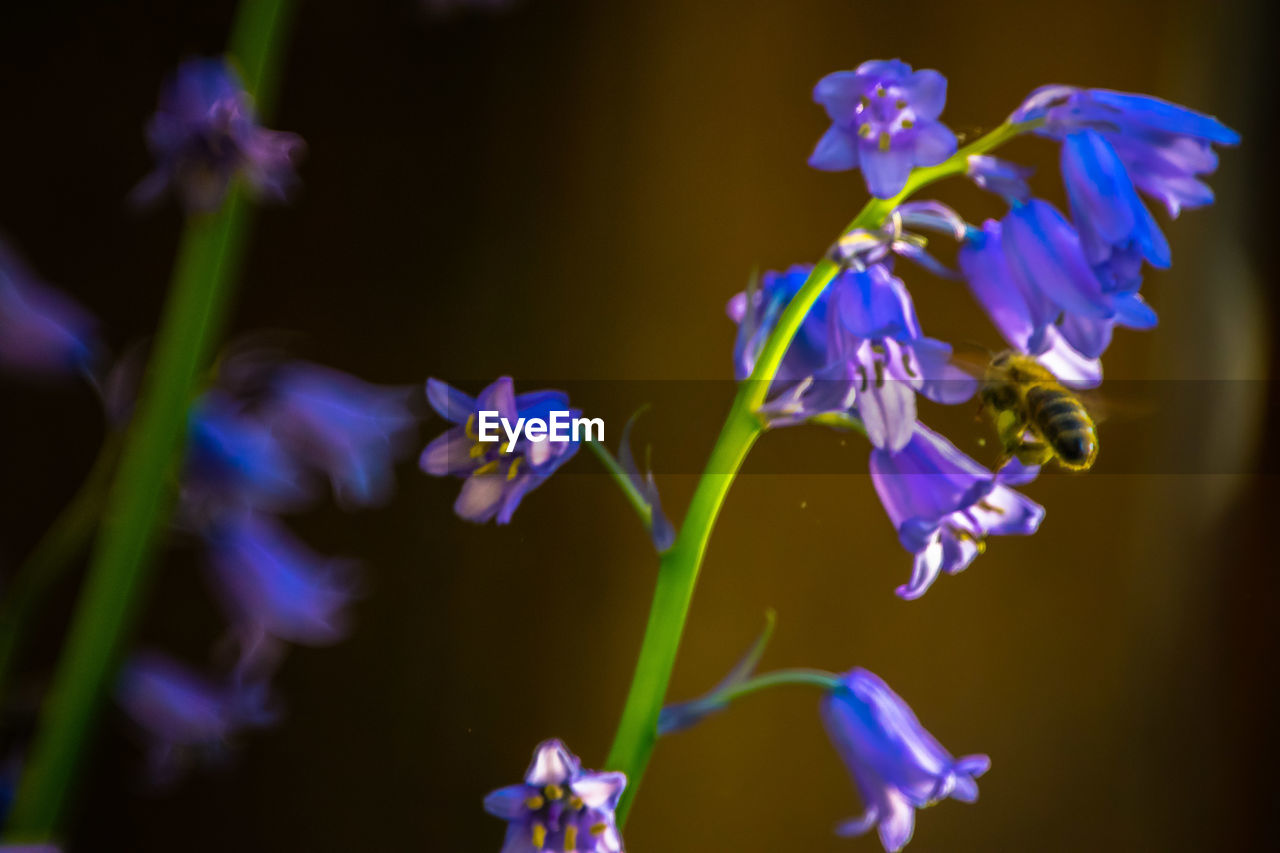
[132,58,304,212]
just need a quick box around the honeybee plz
[973,351,1099,472]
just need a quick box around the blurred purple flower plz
[615,411,675,552]
[827,264,976,451]
[958,220,1102,388]
[133,58,304,212]
[421,377,581,524]
[204,512,358,670]
[822,668,990,852]
[484,739,626,853]
[183,390,316,517]
[0,237,99,379]
[810,60,957,198]
[116,651,278,783]
[259,363,419,509]
[870,423,1043,599]
[1013,86,1238,217]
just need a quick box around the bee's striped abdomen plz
[1024,384,1098,470]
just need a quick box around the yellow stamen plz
[531,823,547,849]
[859,123,873,138]
[507,457,523,481]
[544,784,564,801]
[591,823,608,835]
[567,795,584,810]
[475,460,500,476]
[524,795,545,810]
[469,442,487,459]
[879,131,891,152]
[464,414,478,440]
[901,118,914,129]
[564,825,579,850]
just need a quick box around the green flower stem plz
[0,437,120,707]
[711,668,840,705]
[3,0,297,840]
[605,121,1034,825]
[585,439,656,536]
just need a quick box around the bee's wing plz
[1076,386,1155,426]
[946,341,995,381]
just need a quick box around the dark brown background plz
[0,0,1275,850]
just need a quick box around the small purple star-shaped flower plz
[483,739,626,853]
[810,59,958,199]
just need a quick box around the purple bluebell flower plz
[484,739,626,853]
[204,512,357,670]
[965,155,1032,203]
[183,390,315,517]
[1013,86,1238,216]
[827,264,976,451]
[115,651,278,782]
[870,423,1044,599]
[957,220,1102,387]
[822,668,990,851]
[259,363,419,509]
[810,60,958,198]
[133,58,304,212]
[0,237,98,379]
[420,377,581,524]
[833,202,968,282]
[1000,200,1157,360]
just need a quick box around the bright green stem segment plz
[711,668,840,705]
[3,0,297,840]
[605,121,1034,824]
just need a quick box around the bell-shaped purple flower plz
[0,237,99,379]
[965,155,1032,203]
[870,423,1044,599]
[821,668,990,852]
[420,377,581,524]
[258,363,419,509]
[727,265,830,385]
[204,512,358,669]
[810,60,958,198]
[958,220,1102,388]
[1013,85,1238,217]
[1001,200,1157,359]
[183,391,316,517]
[828,264,976,452]
[115,651,278,782]
[133,58,304,212]
[484,739,626,853]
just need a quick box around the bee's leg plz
[1012,438,1054,467]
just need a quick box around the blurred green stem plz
[585,439,656,538]
[3,0,297,839]
[605,121,1035,824]
[0,438,119,707]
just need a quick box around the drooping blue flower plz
[1061,129,1170,274]
[870,422,1043,599]
[133,58,304,212]
[827,264,976,451]
[615,410,676,552]
[727,264,830,385]
[484,739,626,853]
[1012,85,1238,216]
[810,60,958,199]
[822,668,990,852]
[0,237,99,379]
[957,220,1102,388]
[420,377,581,524]
[204,512,358,670]
[115,651,278,783]
[1000,199,1157,359]
[259,363,419,509]
[183,390,316,517]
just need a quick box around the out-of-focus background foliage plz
[1,0,1275,849]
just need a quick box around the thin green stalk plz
[606,121,1034,824]
[585,439,654,533]
[3,0,297,839]
[711,668,840,705]
[0,438,120,705]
